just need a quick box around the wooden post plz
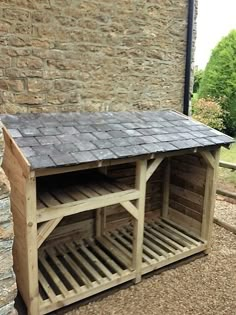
[25,173,39,315]
[96,208,106,237]
[133,159,147,283]
[162,158,170,218]
[201,149,220,253]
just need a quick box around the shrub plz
[192,98,225,131]
[198,30,236,135]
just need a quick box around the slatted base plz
[38,219,206,314]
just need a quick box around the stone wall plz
[0,126,17,315]
[0,0,191,113]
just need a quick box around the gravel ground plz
[63,225,236,315]
[214,199,236,228]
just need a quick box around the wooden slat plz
[86,239,124,276]
[40,254,68,297]
[97,237,131,270]
[56,246,93,288]
[144,229,179,254]
[110,231,153,264]
[159,220,200,247]
[65,244,105,285]
[121,228,163,262]
[37,189,140,223]
[147,222,187,251]
[38,270,57,303]
[80,240,114,280]
[170,184,204,206]
[104,233,132,259]
[45,249,81,294]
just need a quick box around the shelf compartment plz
[38,219,206,314]
[39,234,135,314]
[36,175,139,223]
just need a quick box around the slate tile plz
[28,155,55,169]
[177,132,193,139]
[169,139,200,149]
[76,125,97,133]
[107,124,126,131]
[75,141,96,151]
[122,123,138,129]
[58,126,78,135]
[109,130,127,138]
[111,145,148,158]
[55,143,79,153]
[154,134,183,142]
[126,137,146,145]
[56,134,77,144]
[142,142,176,153]
[208,136,231,144]
[76,133,97,142]
[124,129,142,136]
[110,138,130,147]
[19,127,42,137]
[139,136,159,143]
[94,140,114,149]
[72,151,97,163]
[92,132,112,140]
[39,127,61,136]
[8,129,22,138]
[189,131,206,138]
[21,147,35,158]
[32,145,60,156]
[93,124,113,132]
[158,121,175,128]
[173,127,190,133]
[36,136,61,145]
[92,149,117,160]
[194,138,215,146]
[187,125,210,131]
[15,137,39,147]
[50,153,77,166]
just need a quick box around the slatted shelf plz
[38,219,206,314]
[36,175,139,223]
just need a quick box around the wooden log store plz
[1,110,234,315]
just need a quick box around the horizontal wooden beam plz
[146,157,164,181]
[216,188,236,199]
[214,217,236,234]
[219,160,236,170]
[37,189,140,223]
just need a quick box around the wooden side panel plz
[2,130,39,314]
[168,154,207,236]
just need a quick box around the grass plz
[218,140,236,188]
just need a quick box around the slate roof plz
[1,110,234,170]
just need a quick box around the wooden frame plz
[3,126,222,315]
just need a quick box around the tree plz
[193,68,204,94]
[198,30,236,135]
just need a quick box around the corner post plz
[201,148,221,253]
[162,158,171,218]
[133,159,147,283]
[26,172,39,315]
